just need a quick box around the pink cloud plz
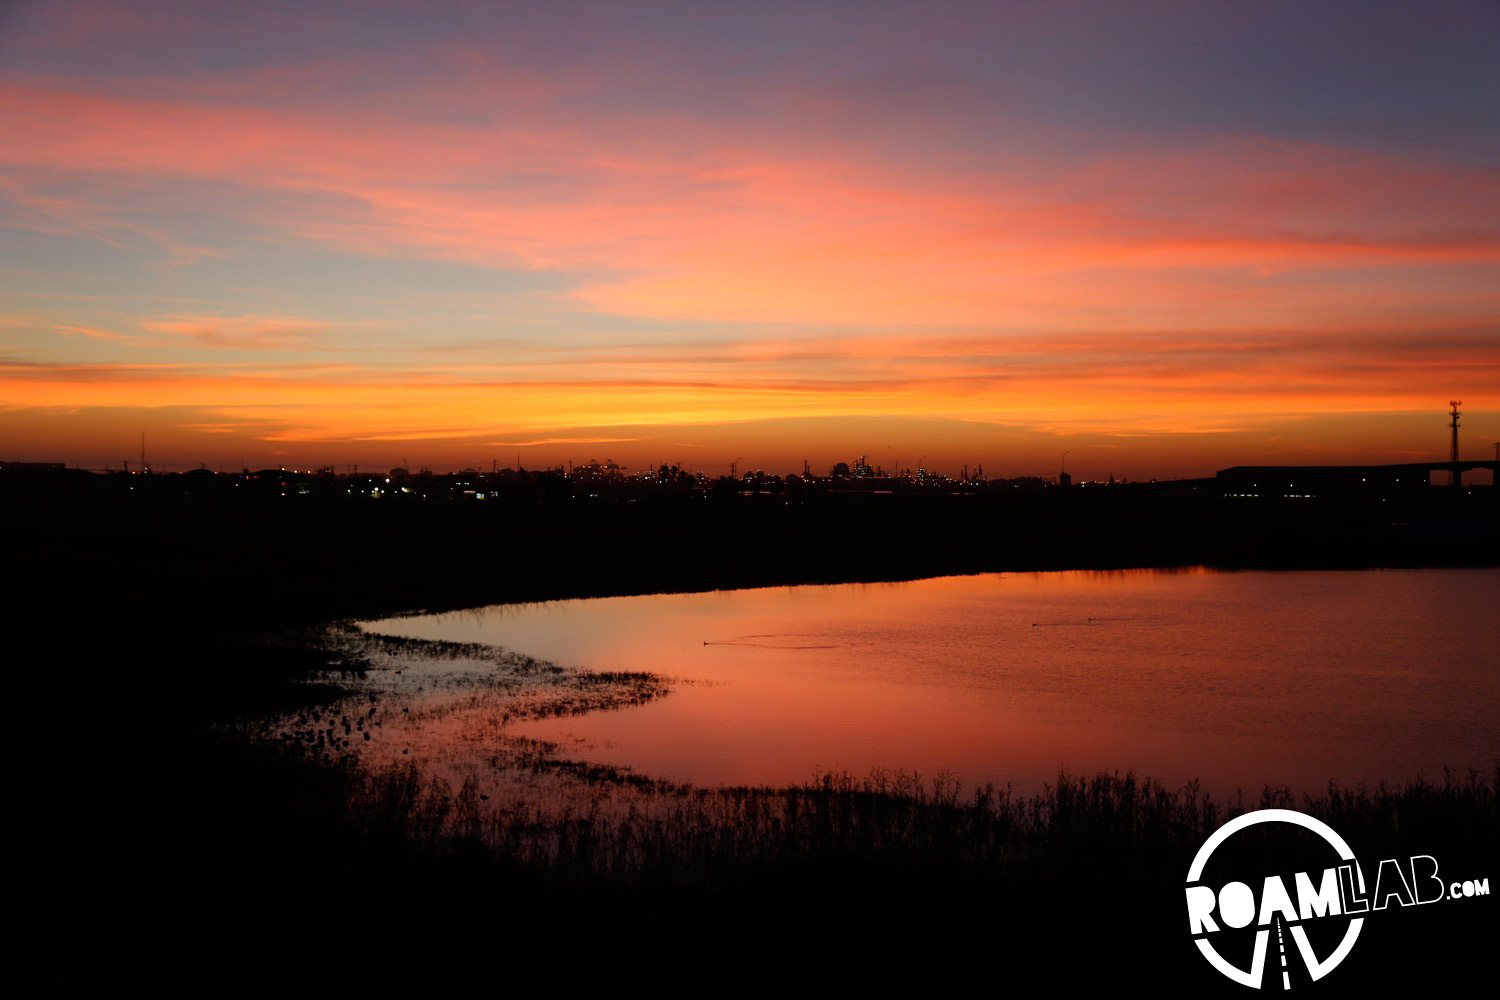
[4,73,1496,328]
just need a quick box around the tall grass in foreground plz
[334,758,1498,890]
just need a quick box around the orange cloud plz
[5,326,1495,451]
[137,313,348,349]
[54,323,138,343]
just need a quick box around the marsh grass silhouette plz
[320,754,1497,892]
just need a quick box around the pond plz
[360,567,1499,798]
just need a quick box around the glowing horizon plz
[2,1,1497,478]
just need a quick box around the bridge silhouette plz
[1217,461,1499,494]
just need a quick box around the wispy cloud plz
[484,436,641,447]
[138,313,344,349]
[54,323,138,343]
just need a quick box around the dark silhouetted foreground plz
[9,481,1495,989]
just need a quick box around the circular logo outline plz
[1185,808,1364,989]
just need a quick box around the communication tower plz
[1449,400,1462,488]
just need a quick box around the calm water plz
[362,568,1499,797]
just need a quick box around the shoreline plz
[13,491,1498,986]
[15,486,1495,640]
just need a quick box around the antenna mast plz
[1449,400,1462,489]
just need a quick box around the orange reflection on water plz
[367,569,1500,797]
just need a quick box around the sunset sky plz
[2,0,1497,479]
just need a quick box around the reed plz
[317,752,1498,892]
